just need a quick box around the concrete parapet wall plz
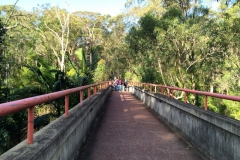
[131,86,240,160]
[0,87,111,160]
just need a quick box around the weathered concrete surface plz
[132,86,240,160]
[77,91,208,160]
[0,87,111,160]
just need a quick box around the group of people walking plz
[112,77,128,91]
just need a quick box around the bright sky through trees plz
[0,0,127,16]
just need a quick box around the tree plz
[93,59,108,82]
[71,11,108,69]
[0,19,7,103]
[124,0,164,17]
[34,4,70,72]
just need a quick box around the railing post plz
[88,87,90,100]
[80,90,83,106]
[27,106,34,144]
[94,86,96,95]
[204,95,208,110]
[161,87,163,94]
[65,95,69,117]
[168,89,170,97]
[172,90,175,98]
[155,86,156,93]
[184,91,187,103]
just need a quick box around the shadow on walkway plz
[77,91,208,160]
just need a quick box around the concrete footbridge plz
[0,82,239,160]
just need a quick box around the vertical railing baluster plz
[65,95,69,117]
[184,91,187,103]
[204,95,208,110]
[172,90,175,98]
[80,90,83,106]
[27,107,34,144]
[94,86,96,95]
[88,88,90,100]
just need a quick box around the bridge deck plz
[77,91,208,160]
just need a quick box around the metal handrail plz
[0,81,110,144]
[131,82,240,110]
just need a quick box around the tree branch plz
[4,0,19,25]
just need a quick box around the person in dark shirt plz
[124,79,128,91]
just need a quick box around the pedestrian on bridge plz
[113,77,119,91]
[124,79,128,91]
[118,79,122,91]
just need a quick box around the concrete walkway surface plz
[77,91,208,160]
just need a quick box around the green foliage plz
[0,110,27,154]
[93,59,109,82]
[161,5,183,20]
[136,66,161,83]
[124,71,138,82]
[74,48,86,73]
[207,97,240,121]
[138,13,160,39]
[208,97,221,113]
[0,19,6,44]
[0,118,10,154]
[125,0,240,121]
[67,68,76,77]
[0,19,8,103]
[0,4,112,154]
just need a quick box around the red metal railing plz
[0,82,110,144]
[131,82,240,110]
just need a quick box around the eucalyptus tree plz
[155,6,211,89]
[216,0,240,94]
[33,4,70,72]
[125,0,240,118]
[207,1,240,119]
[71,11,109,69]
[126,13,163,83]
[0,5,33,154]
[124,0,164,17]
[0,4,43,97]
[99,14,131,79]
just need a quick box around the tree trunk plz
[157,57,166,86]
[210,84,214,93]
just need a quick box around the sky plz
[0,0,220,16]
[0,0,128,16]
